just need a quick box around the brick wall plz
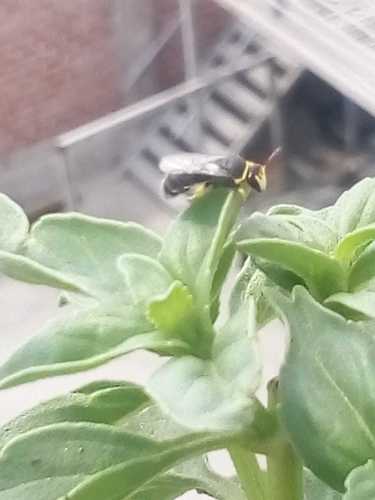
[155,0,229,88]
[0,0,228,157]
[0,0,122,155]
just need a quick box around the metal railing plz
[56,54,271,207]
[213,0,375,117]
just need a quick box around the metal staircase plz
[215,0,375,118]
[55,0,375,219]
[127,21,300,203]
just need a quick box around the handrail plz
[213,0,375,117]
[56,54,270,149]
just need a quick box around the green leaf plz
[147,299,263,433]
[237,239,346,301]
[210,241,236,318]
[123,400,191,440]
[0,377,241,500]
[0,194,29,252]
[255,258,306,292]
[325,289,375,320]
[0,420,225,500]
[229,257,255,315]
[305,469,342,500]
[327,178,375,238]
[0,304,185,389]
[0,252,85,294]
[343,459,375,499]
[267,286,375,492]
[335,225,375,264]
[159,188,241,300]
[229,258,275,327]
[117,254,173,305]
[0,381,149,450]
[122,392,253,498]
[129,472,199,500]
[0,423,153,500]
[0,213,161,298]
[267,203,314,216]
[236,210,338,252]
[148,281,204,354]
[63,432,225,500]
[131,458,246,500]
[348,241,375,289]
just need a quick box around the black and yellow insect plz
[160,149,280,197]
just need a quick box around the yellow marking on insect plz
[192,182,210,198]
[235,161,252,184]
[233,161,268,192]
[254,164,267,192]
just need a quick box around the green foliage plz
[2,175,375,498]
[235,177,375,320]
[0,381,242,500]
[0,194,29,252]
[304,469,342,500]
[343,460,375,499]
[147,299,264,434]
[267,286,375,491]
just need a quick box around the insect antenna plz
[265,146,282,168]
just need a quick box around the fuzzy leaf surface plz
[267,286,375,492]
[0,304,185,389]
[343,460,375,500]
[238,239,345,301]
[147,299,262,433]
[0,194,29,252]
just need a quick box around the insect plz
[159,148,280,197]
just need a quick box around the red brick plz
[0,0,122,155]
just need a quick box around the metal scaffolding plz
[56,1,298,210]
[56,0,375,211]
[214,0,375,116]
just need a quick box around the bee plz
[160,148,280,197]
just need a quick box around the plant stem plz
[229,445,266,500]
[206,189,244,278]
[266,378,304,500]
[266,442,303,500]
[196,189,245,350]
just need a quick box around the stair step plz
[204,100,249,139]
[202,135,229,155]
[246,65,271,91]
[235,71,268,99]
[144,128,194,166]
[202,120,232,146]
[140,147,159,168]
[210,89,251,123]
[208,28,264,69]
[214,79,266,116]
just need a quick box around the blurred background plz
[1,1,375,496]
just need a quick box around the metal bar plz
[280,0,375,65]
[56,54,270,149]
[179,0,198,80]
[179,0,201,149]
[304,0,375,47]
[124,14,181,92]
[56,147,77,210]
[268,59,284,158]
[213,0,375,117]
[269,0,375,73]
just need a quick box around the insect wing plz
[159,153,227,175]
